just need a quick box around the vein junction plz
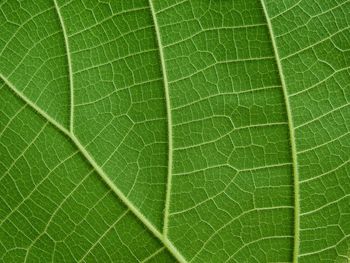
[0,73,187,263]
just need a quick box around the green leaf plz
[1,0,349,262]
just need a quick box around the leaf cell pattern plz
[0,0,349,262]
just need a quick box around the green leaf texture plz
[1,0,349,262]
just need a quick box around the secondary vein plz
[259,1,301,262]
[148,0,174,238]
[53,0,74,133]
[0,73,186,263]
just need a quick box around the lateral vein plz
[0,73,186,263]
[148,0,174,238]
[259,1,300,262]
[53,0,74,132]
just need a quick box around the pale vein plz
[0,74,186,263]
[53,0,74,132]
[148,0,174,238]
[260,1,300,262]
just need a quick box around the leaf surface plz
[0,0,349,262]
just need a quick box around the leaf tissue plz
[0,0,349,262]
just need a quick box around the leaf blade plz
[1,0,350,262]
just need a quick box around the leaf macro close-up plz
[0,0,350,262]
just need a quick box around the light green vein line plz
[53,0,74,132]
[0,151,78,226]
[0,104,26,138]
[79,209,130,262]
[259,1,300,262]
[24,170,94,263]
[148,0,174,238]
[0,75,71,137]
[0,73,186,263]
[141,247,165,263]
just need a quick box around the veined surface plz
[0,0,349,262]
